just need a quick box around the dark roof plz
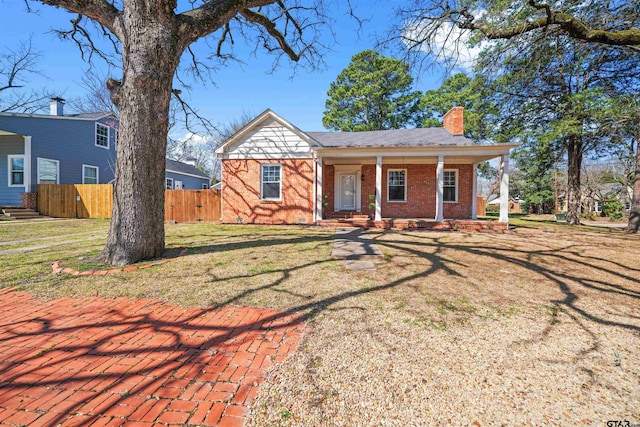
[166,158,210,179]
[0,111,113,121]
[69,112,113,119]
[306,127,475,148]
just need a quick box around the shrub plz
[602,201,624,221]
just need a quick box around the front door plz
[339,173,356,210]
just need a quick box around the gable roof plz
[166,159,210,179]
[216,109,518,158]
[307,127,475,148]
[215,109,320,154]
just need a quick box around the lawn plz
[1,218,639,425]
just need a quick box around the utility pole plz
[554,165,559,214]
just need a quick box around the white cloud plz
[403,20,487,72]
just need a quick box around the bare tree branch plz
[0,38,52,113]
[459,1,640,48]
[240,8,300,61]
[52,14,121,67]
[37,0,120,34]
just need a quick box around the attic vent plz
[236,217,244,223]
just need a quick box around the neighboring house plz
[1,98,117,207]
[487,196,522,214]
[584,183,632,214]
[165,158,211,190]
[215,108,518,225]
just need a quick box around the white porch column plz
[499,153,510,223]
[472,163,478,219]
[435,155,444,222]
[24,135,32,193]
[315,157,323,221]
[375,156,382,221]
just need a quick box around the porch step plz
[1,208,43,220]
[317,219,508,232]
[325,212,371,220]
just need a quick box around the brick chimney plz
[443,106,464,136]
[49,97,65,116]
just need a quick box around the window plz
[388,169,406,202]
[37,158,59,184]
[261,164,281,200]
[625,202,631,212]
[443,170,458,202]
[165,178,174,189]
[83,165,99,184]
[594,201,602,213]
[202,183,209,189]
[8,155,25,187]
[96,123,110,148]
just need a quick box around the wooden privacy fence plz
[165,189,221,223]
[37,184,221,223]
[38,184,113,218]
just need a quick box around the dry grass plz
[2,218,639,425]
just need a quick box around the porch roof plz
[307,127,474,148]
[0,129,23,137]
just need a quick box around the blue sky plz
[1,1,445,134]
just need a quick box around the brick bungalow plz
[215,108,518,228]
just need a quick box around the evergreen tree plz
[323,50,422,131]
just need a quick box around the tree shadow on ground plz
[1,225,638,424]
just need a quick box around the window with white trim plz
[594,201,602,213]
[261,164,281,200]
[8,155,25,187]
[37,158,59,184]
[201,183,209,189]
[95,123,110,148]
[165,178,174,189]
[83,165,99,184]
[443,170,458,202]
[388,169,406,202]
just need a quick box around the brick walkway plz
[0,288,307,426]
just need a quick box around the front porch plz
[317,217,508,232]
[315,150,513,225]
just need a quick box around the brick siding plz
[324,163,473,220]
[222,158,314,224]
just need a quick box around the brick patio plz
[0,288,307,426]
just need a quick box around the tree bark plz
[101,4,182,265]
[566,133,583,225]
[626,132,640,233]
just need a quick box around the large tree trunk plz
[627,133,640,233]
[566,133,583,225]
[101,5,182,265]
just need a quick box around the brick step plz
[324,211,371,220]
[317,219,508,232]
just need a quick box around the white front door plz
[338,173,356,210]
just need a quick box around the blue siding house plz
[0,98,117,207]
[165,158,211,190]
[2,98,212,209]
